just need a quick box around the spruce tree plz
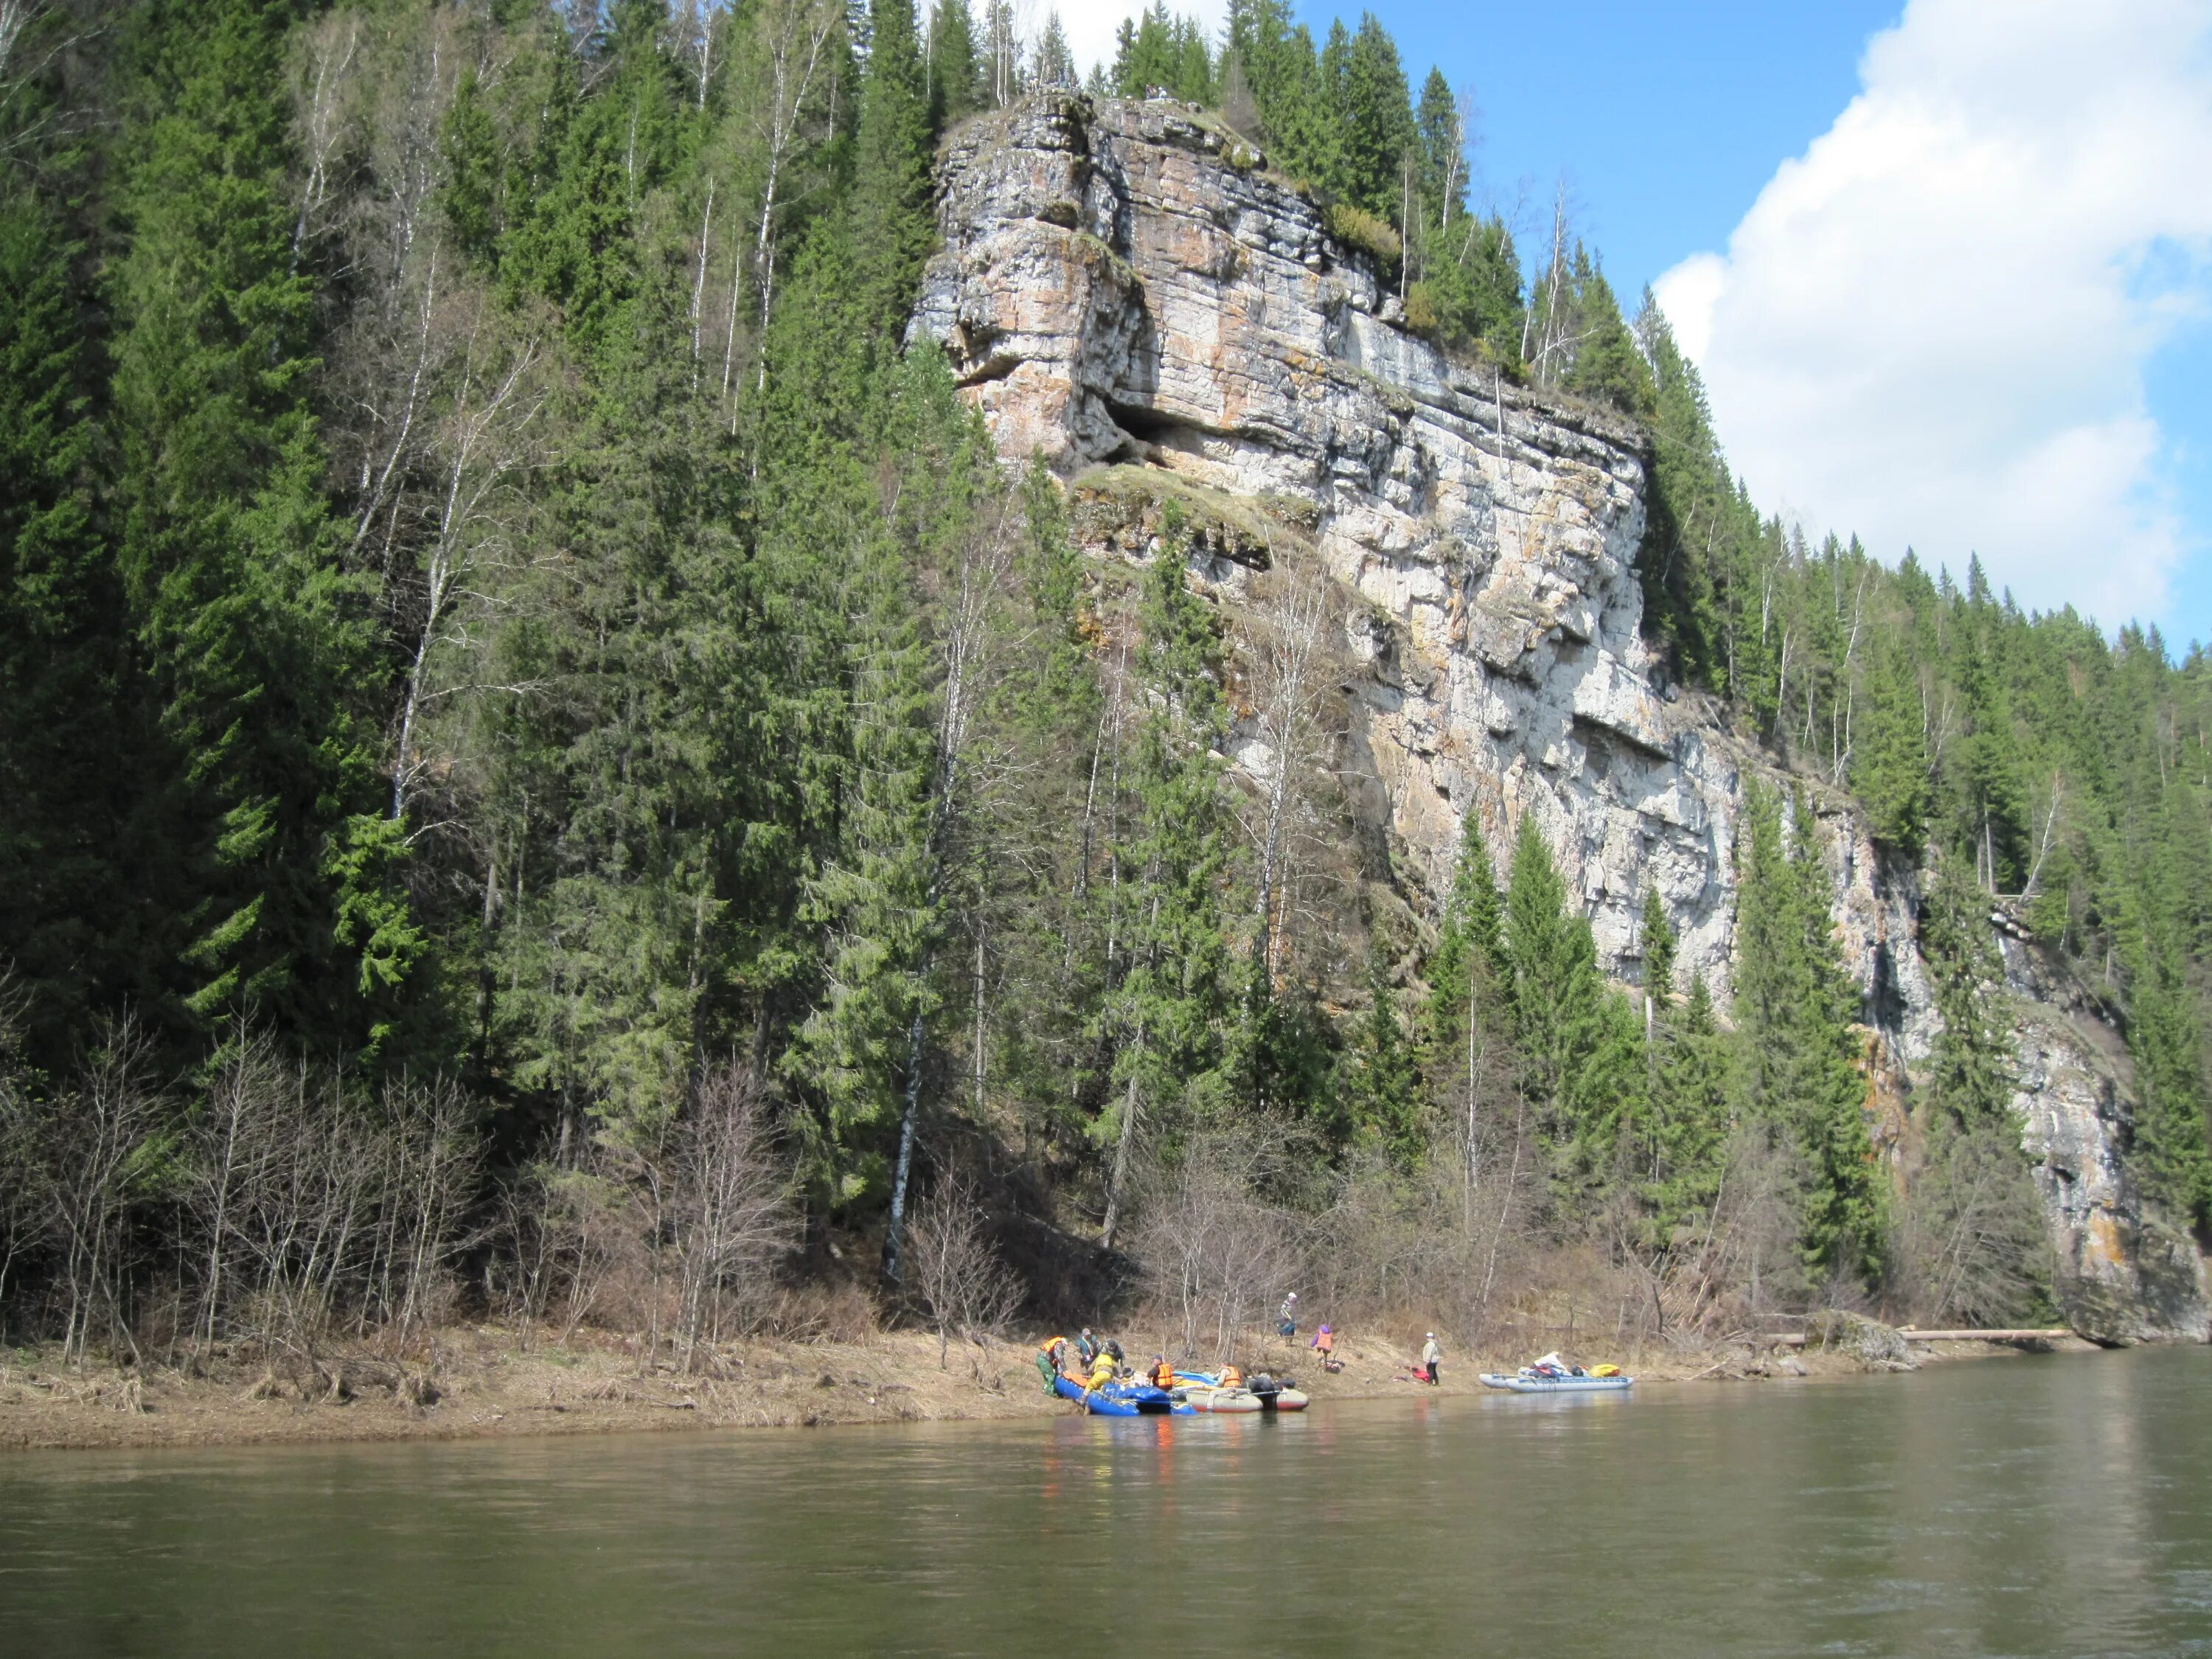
[1640,885,1677,1020]
[1501,816,1638,1165]
[1424,810,1506,1061]
[1349,947,1421,1165]
[849,0,935,335]
[1733,785,1885,1280]
[106,0,387,1038]
[1335,13,1415,221]
[0,153,151,1052]
[926,0,981,131]
[1100,512,1241,1244]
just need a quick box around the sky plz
[1061,1,2212,651]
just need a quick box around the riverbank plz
[0,1318,2104,1453]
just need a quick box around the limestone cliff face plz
[911,91,2207,1342]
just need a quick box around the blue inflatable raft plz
[1053,1373,1190,1416]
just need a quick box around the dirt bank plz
[0,1323,2095,1454]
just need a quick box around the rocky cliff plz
[911,91,2207,1343]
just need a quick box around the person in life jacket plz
[1218,1363,1242,1389]
[1036,1338,1068,1393]
[1150,1355,1175,1390]
[1075,1328,1100,1368]
[1085,1352,1118,1393]
[1311,1325,1340,1372]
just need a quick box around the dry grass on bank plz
[0,1310,2087,1454]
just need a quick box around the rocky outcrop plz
[912,91,2207,1341]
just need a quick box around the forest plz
[1,0,2208,1382]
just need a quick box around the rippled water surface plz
[3,1345,2210,1657]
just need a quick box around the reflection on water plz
[2,1346,2208,1658]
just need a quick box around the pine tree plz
[106,0,388,1039]
[1501,816,1638,1166]
[1424,810,1506,1062]
[849,0,935,334]
[0,150,154,1054]
[1348,947,1420,1165]
[1637,973,1734,1244]
[1335,13,1414,221]
[1733,785,1885,1280]
[1640,885,1676,1020]
[1560,253,1652,417]
[926,0,981,132]
[1919,854,2014,1130]
[1412,69,1461,229]
[1099,513,1241,1245]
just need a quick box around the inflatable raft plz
[1053,1374,1190,1416]
[1478,1372,1634,1394]
[1175,1384,1263,1413]
[1175,1371,1309,1412]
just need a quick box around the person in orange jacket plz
[1311,1324,1341,1373]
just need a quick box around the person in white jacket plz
[1419,1333,1441,1385]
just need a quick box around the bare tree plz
[377,1077,484,1343]
[0,0,98,163]
[1895,1121,2051,1326]
[37,1017,162,1367]
[388,319,546,819]
[1235,554,1337,996]
[0,975,47,1335]
[905,1172,1021,1367]
[667,1066,796,1370]
[1137,1135,1295,1366]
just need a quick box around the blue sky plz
[1072,1,2212,651]
[1363,0,2212,650]
[1353,1,1904,303]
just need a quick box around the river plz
[2,1345,2208,1657]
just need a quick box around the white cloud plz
[1653,0,2212,629]
[1051,1,1228,77]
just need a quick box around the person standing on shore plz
[1277,1292,1298,1338]
[1312,1324,1340,1373]
[1420,1333,1441,1385]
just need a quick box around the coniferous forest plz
[2,0,2208,1378]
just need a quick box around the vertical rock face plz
[912,91,2206,1341]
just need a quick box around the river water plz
[2,1345,2208,1657]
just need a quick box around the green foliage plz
[1106,521,1242,1141]
[4,0,2208,1326]
[1423,812,1506,1064]
[107,0,386,1037]
[1346,949,1420,1165]
[1639,885,1676,1012]
[1633,973,1733,1246]
[1733,786,1885,1281]
[926,0,981,130]
[1500,817,1638,1175]
[1111,4,1214,104]
[0,175,148,1058]
[1919,855,2014,1131]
